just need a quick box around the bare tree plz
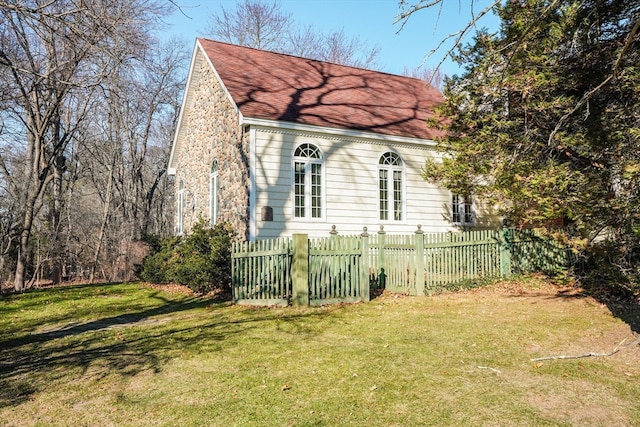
[206,0,382,69]
[286,24,324,59]
[0,0,173,291]
[402,65,444,90]
[66,36,187,284]
[319,29,381,70]
[206,0,293,51]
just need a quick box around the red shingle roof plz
[198,38,444,140]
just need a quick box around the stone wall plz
[174,52,250,238]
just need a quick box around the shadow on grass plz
[507,281,640,335]
[0,284,338,409]
[548,282,640,334]
[580,283,640,335]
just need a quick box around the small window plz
[379,152,404,221]
[177,180,185,235]
[452,194,474,225]
[293,143,323,220]
[210,159,219,225]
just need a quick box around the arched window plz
[378,152,404,221]
[177,179,185,235]
[210,159,218,225]
[293,143,323,219]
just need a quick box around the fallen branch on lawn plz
[531,336,640,362]
[477,366,501,374]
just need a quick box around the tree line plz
[0,0,189,291]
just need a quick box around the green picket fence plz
[231,227,571,306]
[367,228,503,294]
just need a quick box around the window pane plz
[379,169,388,220]
[452,194,473,224]
[177,190,184,234]
[294,162,305,217]
[293,144,323,219]
[452,195,461,223]
[294,143,321,159]
[311,163,322,218]
[210,174,218,225]
[393,170,402,221]
[379,152,402,166]
[464,199,473,224]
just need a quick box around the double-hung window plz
[210,159,218,225]
[293,143,323,219]
[176,180,185,235]
[379,152,404,221]
[452,194,474,225]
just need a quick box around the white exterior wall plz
[250,125,500,240]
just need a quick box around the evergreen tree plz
[425,0,639,269]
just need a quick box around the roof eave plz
[240,116,437,147]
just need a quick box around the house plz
[168,38,500,240]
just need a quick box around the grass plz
[1,280,639,426]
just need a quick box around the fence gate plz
[231,238,292,306]
[308,235,363,306]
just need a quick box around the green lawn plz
[1,281,638,426]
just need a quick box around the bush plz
[138,234,182,285]
[140,219,234,294]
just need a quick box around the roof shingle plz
[198,38,444,140]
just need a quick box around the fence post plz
[500,226,512,278]
[360,227,370,302]
[291,234,309,307]
[414,225,425,296]
[378,225,386,289]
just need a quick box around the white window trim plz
[377,152,406,224]
[291,142,325,221]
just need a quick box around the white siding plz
[251,126,499,239]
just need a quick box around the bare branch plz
[531,336,640,362]
[395,1,501,74]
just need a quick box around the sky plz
[164,0,500,78]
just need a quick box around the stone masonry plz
[174,53,250,238]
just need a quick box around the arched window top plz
[379,152,403,166]
[179,179,184,190]
[211,158,218,173]
[294,143,322,159]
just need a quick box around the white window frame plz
[210,159,219,225]
[177,180,185,235]
[292,142,325,221]
[452,194,475,225]
[378,152,405,222]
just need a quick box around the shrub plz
[140,219,234,294]
[138,234,181,284]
